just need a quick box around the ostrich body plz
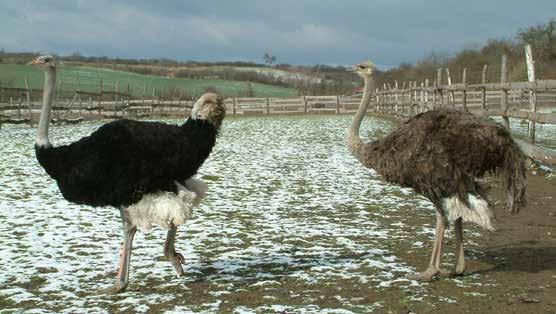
[349,62,526,281]
[29,56,226,292]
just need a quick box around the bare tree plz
[263,52,277,66]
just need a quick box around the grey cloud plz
[0,0,554,67]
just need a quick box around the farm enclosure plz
[0,116,555,312]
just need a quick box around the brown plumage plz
[349,61,526,281]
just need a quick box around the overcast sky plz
[0,0,554,68]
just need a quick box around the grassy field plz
[0,64,298,98]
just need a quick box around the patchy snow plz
[0,115,533,312]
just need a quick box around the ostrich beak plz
[347,65,360,72]
[27,58,42,65]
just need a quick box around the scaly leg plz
[451,217,466,276]
[98,211,137,294]
[410,210,448,281]
[164,224,185,277]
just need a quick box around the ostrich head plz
[351,61,374,78]
[191,93,226,128]
[28,55,56,70]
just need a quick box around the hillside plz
[0,64,298,98]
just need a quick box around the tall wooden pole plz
[481,65,488,110]
[25,75,33,126]
[461,68,467,111]
[525,45,537,143]
[500,55,510,129]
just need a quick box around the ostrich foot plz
[409,267,448,281]
[438,266,466,277]
[96,284,127,295]
[166,251,186,277]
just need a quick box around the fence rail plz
[1,46,555,163]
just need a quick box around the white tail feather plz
[443,194,495,231]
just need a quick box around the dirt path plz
[398,172,556,313]
[477,172,556,313]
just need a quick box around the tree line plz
[375,19,556,87]
[1,18,554,96]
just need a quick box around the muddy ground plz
[202,172,556,314]
[210,172,556,314]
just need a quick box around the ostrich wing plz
[367,109,509,203]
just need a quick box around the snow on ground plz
[1,115,544,312]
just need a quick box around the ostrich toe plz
[166,250,186,277]
[96,284,128,295]
[409,267,448,281]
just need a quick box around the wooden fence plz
[1,46,555,164]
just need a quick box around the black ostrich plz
[29,55,226,293]
[348,61,527,281]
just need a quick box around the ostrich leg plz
[116,219,137,290]
[98,211,137,294]
[451,218,466,276]
[164,225,185,276]
[410,210,448,281]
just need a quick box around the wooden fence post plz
[424,79,430,111]
[77,76,83,115]
[25,75,32,126]
[432,80,437,109]
[115,80,120,113]
[161,88,165,114]
[481,65,488,110]
[266,97,270,114]
[401,82,407,114]
[525,45,537,143]
[232,97,236,115]
[126,82,130,113]
[413,81,418,114]
[500,55,510,129]
[409,81,417,117]
[56,79,62,110]
[142,82,147,105]
[387,83,393,113]
[303,95,308,113]
[336,95,341,114]
[375,88,379,112]
[462,68,467,111]
[17,97,22,119]
[394,81,399,113]
[178,89,183,112]
[436,69,443,108]
[98,79,103,116]
[420,82,425,113]
[445,68,455,108]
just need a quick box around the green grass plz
[0,64,298,98]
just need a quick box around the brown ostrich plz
[348,61,527,281]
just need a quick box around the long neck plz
[348,75,374,159]
[36,68,56,147]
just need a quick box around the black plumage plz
[30,55,226,293]
[35,118,218,208]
